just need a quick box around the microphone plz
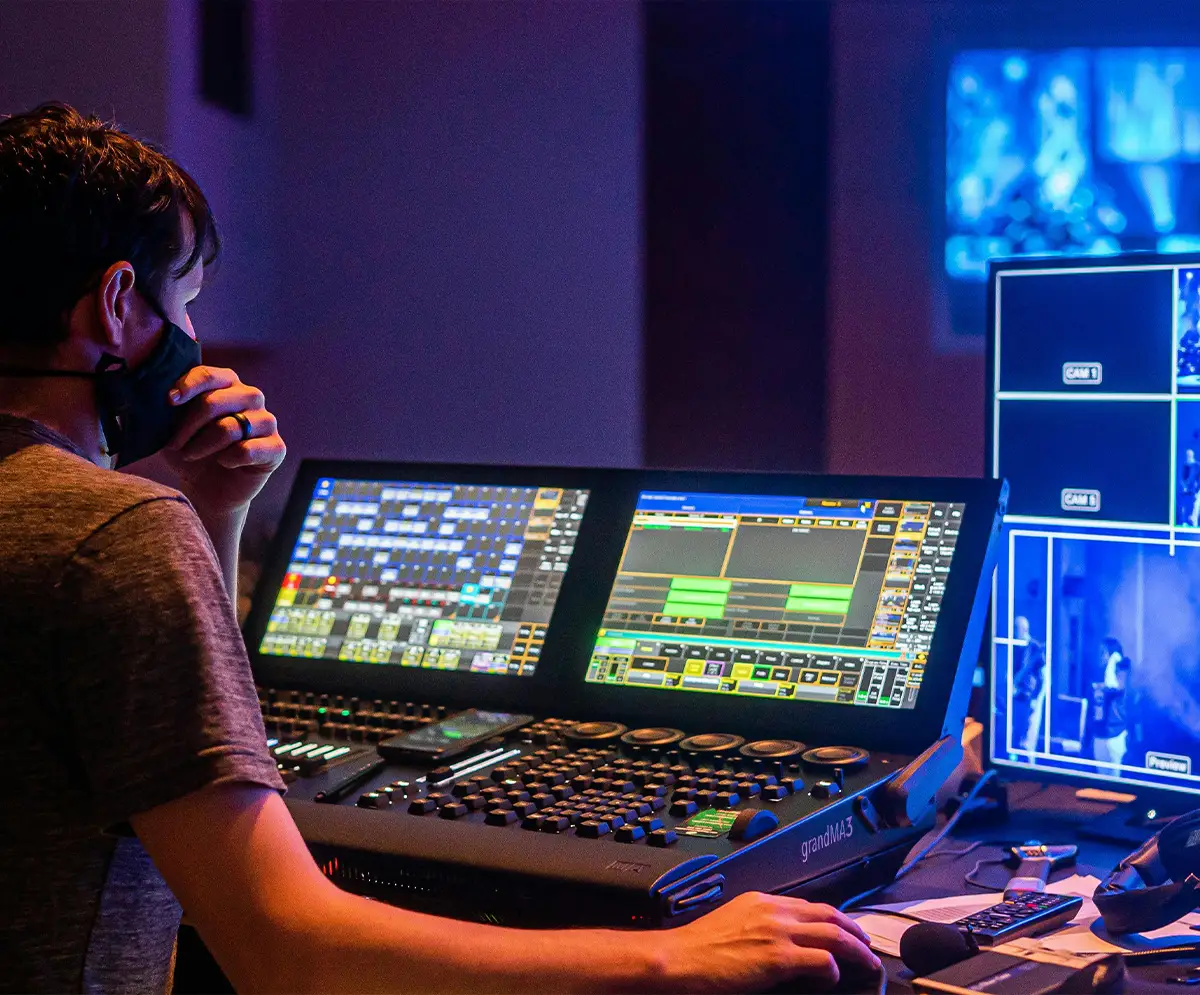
[899,922,979,977]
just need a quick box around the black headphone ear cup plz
[1095,881,1193,935]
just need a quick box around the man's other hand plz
[163,366,286,514]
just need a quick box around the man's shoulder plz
[0,441,191,551]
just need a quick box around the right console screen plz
[585,492,966,709]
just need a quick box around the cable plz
[839,770,998,912]
[920,841,983,861]
[964,857,1008,890]
[847,906,929,924]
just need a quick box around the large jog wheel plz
[679,732,746,754]
[565,721,628,742]
[739,739,807,760]
[620,727,685,747]
[802,745,869,771]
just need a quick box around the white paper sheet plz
[850,873,1200,958]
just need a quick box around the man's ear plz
[92,261,137,355]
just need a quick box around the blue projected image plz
[993,527,1200,795]
[948,48,1200,336]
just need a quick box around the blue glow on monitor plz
[990,257,1200,799]
[949,48,1200,336]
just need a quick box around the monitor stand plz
[1075,799,1180,846]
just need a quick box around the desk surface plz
[867,781,1192,994]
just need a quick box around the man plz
[0,105,879,993]
[1181,448,1200,527]
[1091,637,1132,773]
[1009,616,1047,758]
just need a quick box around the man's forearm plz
[192,503,247,599]
[268,887,672,995]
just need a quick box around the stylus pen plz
[313,756,388,804]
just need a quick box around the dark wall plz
[643,1,831,472]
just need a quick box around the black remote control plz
[952,892,1084,946]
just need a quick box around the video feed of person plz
[1180,267,1200,392]
[992,527,1200,794]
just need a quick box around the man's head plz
[0,103,218,371]
[1014,615,1030,642]
[1187,448,1196,464]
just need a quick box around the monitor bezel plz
[985,252,1200,806]
[246,460,1006,756]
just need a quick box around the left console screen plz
[259,477,589,676]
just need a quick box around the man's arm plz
[190,502,246,598]
[162,365,286,598]
[132,785,880,994]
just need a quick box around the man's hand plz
[658,891,882,993]
[163,366,286,516]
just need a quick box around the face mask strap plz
[0,367,97,379]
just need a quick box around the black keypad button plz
[763,785,788,801]
[637,815,664,832]
[615,825,646,843]
[439,802,469,819]
[506,789,532,805]
[576,819,611,838]
[646,828,678,847]
[513,801,538,817]
[671,800,699,818]
[461,794,487,811]
[521,814,547,831]
[451,782,473,798]
[649,796,667,811]
[781,777,803,794]
[552,785,576,801]
[737,781,762,797]
[714,791,740,809]
[485,808,518,826]
[540,815,572,833]
[408,797,437,814]
[531,792,555,809]
[695,790,717,807]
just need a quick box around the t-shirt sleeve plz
[55,496,284,827]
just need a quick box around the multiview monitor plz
[988,252,1200,836]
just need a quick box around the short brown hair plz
[0,102,220,348]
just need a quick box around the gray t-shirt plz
[0,415,284,993]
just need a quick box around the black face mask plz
[0,296,202,467]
